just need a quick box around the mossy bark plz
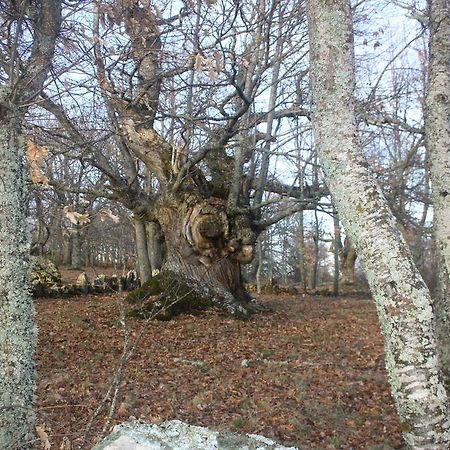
[157,195,260,318]
[127,194,262,319]
[127,271,216,320]
[0,1,61,445]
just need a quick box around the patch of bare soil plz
[35,294,402,449]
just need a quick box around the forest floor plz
[34,291,403,450]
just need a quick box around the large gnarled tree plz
[40,0,319,317]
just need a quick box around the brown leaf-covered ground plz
[35,292,403,450]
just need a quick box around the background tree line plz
[25,0,436,294]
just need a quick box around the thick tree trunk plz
[0,111,36,449]
[306,0,450,447]
[425,0,450,389]
[153,194,260,318]
[133,217,151,284]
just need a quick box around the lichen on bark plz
[0,1,61,445]
[306,0,450,446]
[0,112,36,449]
[425,0,450,390]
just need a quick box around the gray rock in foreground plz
[93,420,298,450]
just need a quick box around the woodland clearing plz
[35,287,402,449]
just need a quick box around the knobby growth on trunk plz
[122,117,265,318]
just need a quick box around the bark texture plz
[306,0,450,447]
[70,226,82,270]
[154,194,257,318]
[0,107,36,448]
[119,102,264,317]
[146,221,164,276]
[134,217,152,284]
[425,0,450,388]
[339,237,357,285]
[0,1,61,446]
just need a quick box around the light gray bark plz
[146,221,163,276]
[0,107,36,448]
[306,0,450,447]
[134,217,151,284]
[71,225,82,270]
[0,0,61,446]
[333,209,340,296]
[425,0,450,387]
[31,194,49,256]
[253,11,284,210]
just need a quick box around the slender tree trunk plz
[0,111,36,449]
[267,230,274,287]
[71,225,81,270]
[340,237,357,285]
[306,0,450,446]
[296,211,307,292]
[267,259,274,286]
[256,238,263,294]
[63,234,72,266]
[311,209,320,290]
[133,217,151,284]
[281,232,288,286]
[333,209,340,296]
[31,194,48,256]
[49,206,65,265]
[425,0,450,389]
[146,221,163,276]
[253,12,284,210]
